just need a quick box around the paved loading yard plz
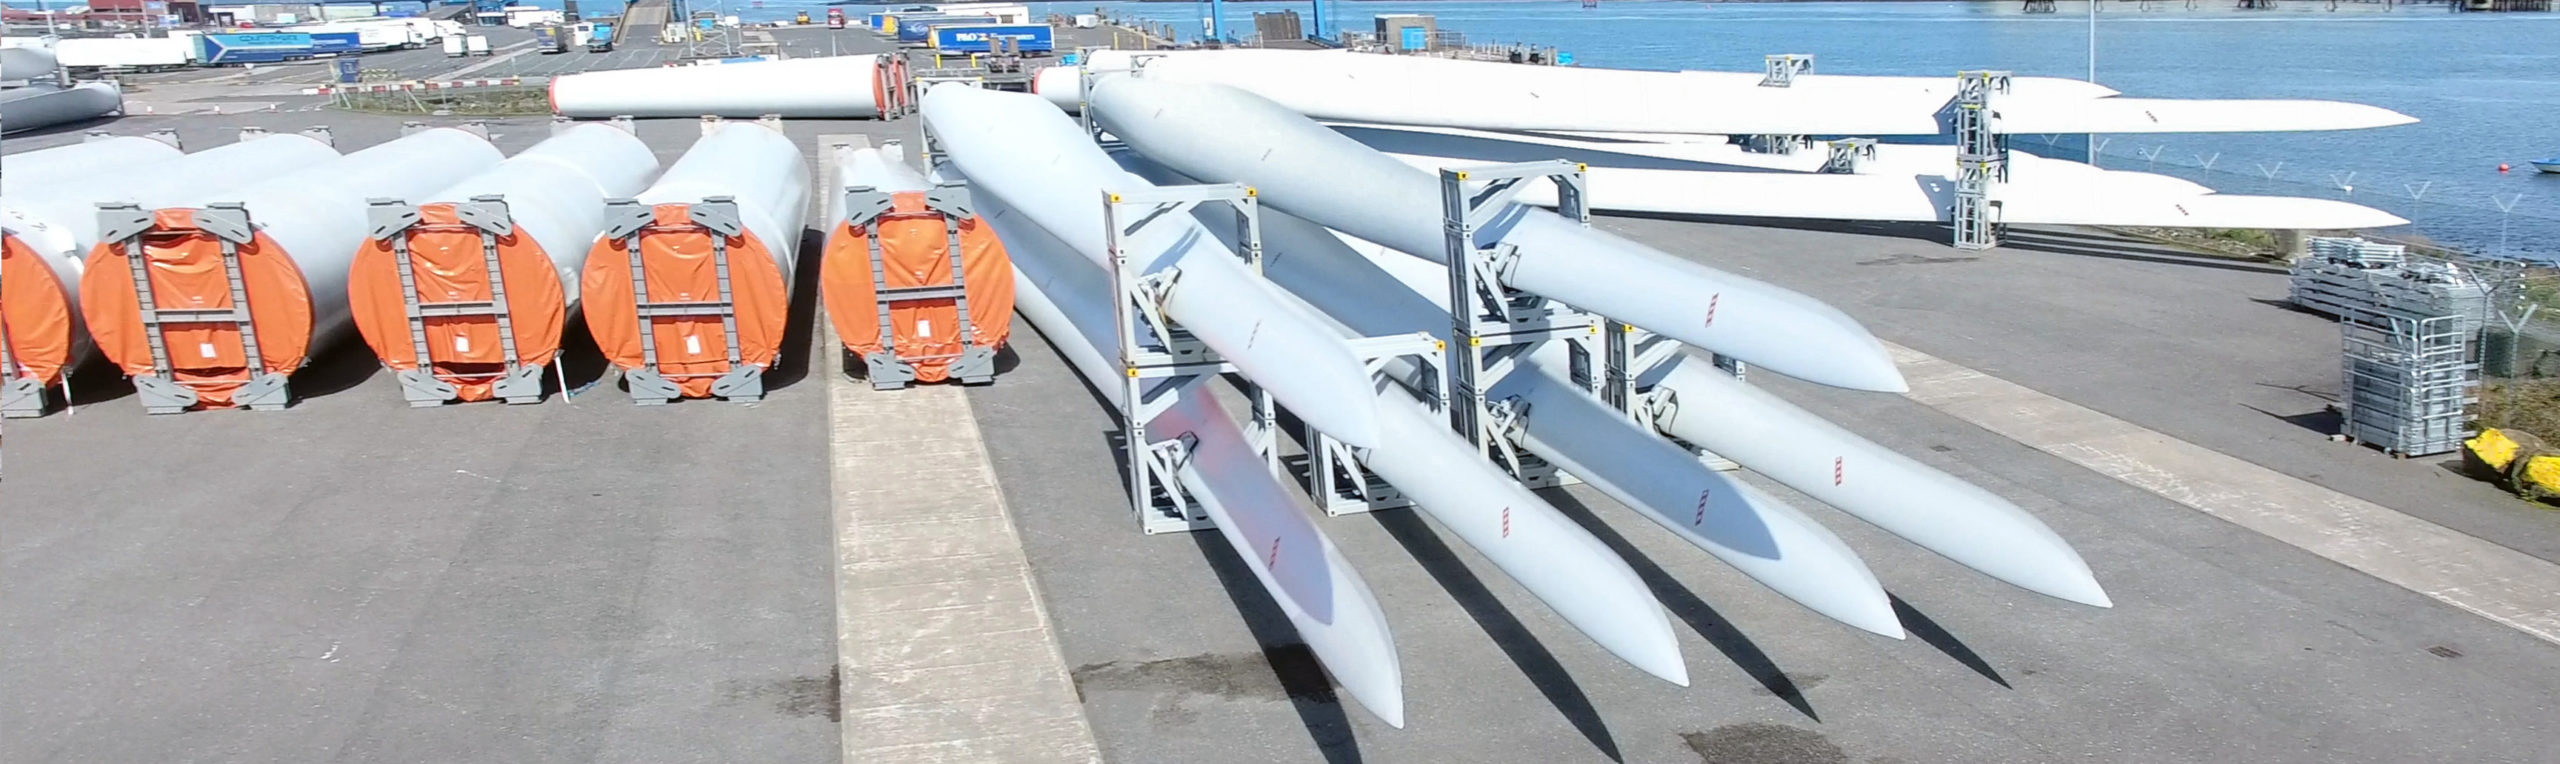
[980,216,2560,762]
[8,21,2560,764]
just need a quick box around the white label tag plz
[454,335,471,353]
[684,335,702,355]
[917,319,932,337]
[199,342,218,359]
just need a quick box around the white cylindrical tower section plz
[549,55,888,118]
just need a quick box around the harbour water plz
[702,0,2560,257]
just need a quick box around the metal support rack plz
[1822,138,1878,174]
[839,181,998,389]
[599,197,763,405]
[1434,160,1623,490]
[1626,331,1744,472]
[1074,50,1163,147]
[1951,69,2012,251]
[96,201,291,413]
[363,196,556,407]
[1101,183,1439,533]
[1737,134,1810,156]
[1761,53,1813,87]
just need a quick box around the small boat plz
[2533,158,2560,174]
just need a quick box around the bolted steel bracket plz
[863,352,917,390]
[234,371,292,411]
[624,367,682,405]
[366,199,423,240]
[841,187,896,229]
[709,363,764,402]
[132,375,201,415]
[686,198,744,238]
[0,376,45,418]
[194,204,256,245]
[922,183,973,220]
[492,364,546,404]
[455,196,512,237]
[599,199,653,239]
[94,203,156,243]
[948,345,998,385]
[396,368,461,407]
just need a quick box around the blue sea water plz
[637,0,2560,255]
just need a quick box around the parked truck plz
[588,22,616,52]
[443,34,467,57]
[533,25,568,54]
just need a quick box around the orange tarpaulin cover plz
[1,233,77,385]
[580,203,793,399]
[78,208,315,409]
[820,190,1013,383]
[347,203,571,402]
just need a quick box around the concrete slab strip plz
[1888,341,2560,646]
[821,132,1100,764]
[830,377,1102,764]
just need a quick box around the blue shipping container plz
[197,33,316,65]
[867,13,886,31]
[895,15,995,43]
[930,24,1053,54]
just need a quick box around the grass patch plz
[331,86,551,117]
[2479,378,2560,437]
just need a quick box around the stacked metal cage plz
[2289,236,2491,336]
[2338,308,2479,458]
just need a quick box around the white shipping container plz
[466,35,490,55]
[932,3,1029,23]
[1074,13,1100,28]
[54,37,194,69]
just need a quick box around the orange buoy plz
[2499,164,2511,173]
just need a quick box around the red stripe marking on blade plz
[1692,489,1711,527]
[1266,537,1281,569]
[1704,293,1721,328]
[1833,456,1845,486]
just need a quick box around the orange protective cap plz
[347,202,570,402]
[78,207,315,409]
[1,233,77,385]
[820,190,1013,383]
[579,203,793,399]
